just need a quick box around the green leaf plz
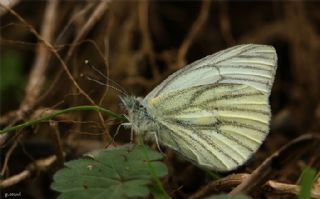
[298,167,316,199]
[51,144,168,199]
[205,194,251,199]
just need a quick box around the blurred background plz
[1,1,320,198]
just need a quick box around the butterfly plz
[121,44,277,172]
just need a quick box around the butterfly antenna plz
[85,76,128,96]
[85,60,128,96]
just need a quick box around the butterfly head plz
[120,96,143,111]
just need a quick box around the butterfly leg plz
[106,123,126,147]
[151,131,164,154]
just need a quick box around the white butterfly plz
[121,44,277,172]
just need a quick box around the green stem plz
[139,136,171,199]
[0,106,127,134]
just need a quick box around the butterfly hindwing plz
[146,84,270,171]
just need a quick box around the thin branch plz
[188,174,249,199]
[0,133,23,175]
[265,180,320,199]
[34,3,97,106]
[20,0,58,112]
[229,134,320,196]
[218,1,235,46]
[0,2,104,133]
[0,154,62,188]
[239,20,287,44]
[35,1,112,141]
[188,173,320,199]
[0,0,20,17]
[138,0,159,79]
[0,2,94,104]
[0,0,58,144]
[49,121,64,166]
[98,15,113,106]
[65,1,109,62]
[176,0,211,68]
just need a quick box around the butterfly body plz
[121,96,159,135]
[121,44,277,172]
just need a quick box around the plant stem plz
[0,106,127,134]
[139,136,171,199]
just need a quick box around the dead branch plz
[20,0,58,112]
[0,2,96,104]
[0,0,20,17]
[239,20,287,43]
[188,174,249,199]
[176,0,211,68]
[0,133,23,175]
[0,0,58,146]
[49,121,64,166]
[65,1,109,62]
[0,154,62,188]
[138,0,159,79]
[98,19,113,106]
[0,2,106,140]
[34,3,96,106]
[188,173,320,199]
[34,2,113,141]
[229,134,320,196]
[265,180,320,199]
[218,1,235,46]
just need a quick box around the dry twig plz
[265,180,320,198]
[176,0,211,68]
[20,0,58,112]
[138,0,159,79]
[65,1,110,62]
[0,0,20,17]
[0,0,58,146]
[0,133,23,175]
[229,134,320,196]
[218,1,235,46]
[188,173,320,199]
[0,2,95,105]
[0,154,62,188]
[188,174,249,199]
[0,1,114,142]
[49,121,64,166]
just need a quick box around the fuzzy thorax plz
[120,96,158,135]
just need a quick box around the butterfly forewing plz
[143,44,276,103]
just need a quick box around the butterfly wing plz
[143,44,277,171]
[143,44,277,104]
[147,84,271,171]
